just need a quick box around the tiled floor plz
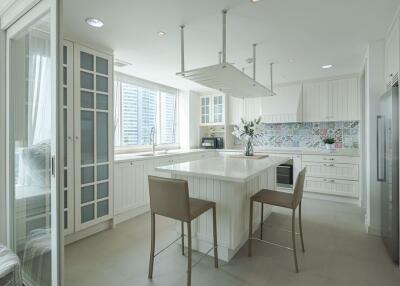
[65,198,400,286]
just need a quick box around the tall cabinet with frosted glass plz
[62,41,113,234]
[74,44,113,231]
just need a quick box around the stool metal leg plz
[292,209,299,273]
[181,221,185,255]
[187,222,192,286]
[212,206,219,268]
[299,202,305,252]
[248,199,253,257]
[260,203,264,240]
[148,212,156,279]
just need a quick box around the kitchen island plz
[156,153,289,261]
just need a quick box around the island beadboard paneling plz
[173,167,276,262]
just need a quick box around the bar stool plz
[0,244,22,286]
[248,168,307,273]
[148,175,218,286]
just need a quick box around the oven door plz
[277,163,293,188]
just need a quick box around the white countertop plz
[114,149,211,162]
[156,154,289,183]
[224,147,359,157]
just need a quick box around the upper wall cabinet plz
[302,77,359,122]
[302,81,329,122]
[328,77,360,121]
[200,94,225,125]
[385,18,399,87]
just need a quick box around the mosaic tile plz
[235,121,359,150]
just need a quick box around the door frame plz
[3,0,63,285]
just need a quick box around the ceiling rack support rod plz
[253,43,257,80]
[270,62,274,95]
[222,9,227,64]
[180,25,185,73]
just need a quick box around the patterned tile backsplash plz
[234,121,359,149]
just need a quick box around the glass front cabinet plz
[200,94,225,125]
[62,41,114,234]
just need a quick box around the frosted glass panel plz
[96,57,108,75]
[64,109,67,167]
[96,94,108,110]
[64,211,67,229]
[64,169,67,188]
[81,91,94,108]
[63,46,67,65]
[97,164,108,181]
[64,190,67,209]
[81,185,94,204]
[63,67,67,85]
[97,200,109,218]
[81,111,94,164]
[96,112,108,163]
[81,71,94,90]
[81,166,94,184]
[81,204,94,223]
[80,51,94,71]
[96,75,108,92]
[63,87,67,106]
[97,182,108,199]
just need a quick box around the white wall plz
[179,90,200,149]
[0,29,6,244]
[363,40,386,235]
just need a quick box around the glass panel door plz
[7,3,60,285]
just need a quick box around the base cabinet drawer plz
[304,177,359,198]
[302,155,359,164]
[302,162,359,181]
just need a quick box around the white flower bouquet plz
[232,117,263,156]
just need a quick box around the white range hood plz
[260,84,303,123]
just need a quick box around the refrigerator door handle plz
[377,115,386,182]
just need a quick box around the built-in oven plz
[277,159,293,188]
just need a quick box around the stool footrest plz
[250,237,294,251]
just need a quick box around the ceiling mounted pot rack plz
[176,9,275,98]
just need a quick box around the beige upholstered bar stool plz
[248,168,307,273]
[148,175,218,286]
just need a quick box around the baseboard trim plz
[65,219,113,245]
[113,204,150,225]
[304,192,360,206]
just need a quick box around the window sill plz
[114,144,181,155]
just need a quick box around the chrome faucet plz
[150,127,156,154]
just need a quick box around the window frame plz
[114,72,180,153]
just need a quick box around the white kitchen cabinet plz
[113,151,216,222]
[200,94,225,125]
[328,77,360,121]
[62,40,75,235]
[385,18,399,87]
[302,77,359,122]
[228,96,244,125]
[302,155,360,198]
[73,44,114,232]
[302,81,329,122]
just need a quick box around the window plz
[114,74,178,148]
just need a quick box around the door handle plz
[377,115,386,182]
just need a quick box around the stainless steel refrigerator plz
[377,86,399,263]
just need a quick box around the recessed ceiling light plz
[158,31,166,36]
[250,0,261,3]
[85,17,104,28]
[322,64,333,69]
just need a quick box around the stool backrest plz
[148,175,190,222]
[293,168,306,207]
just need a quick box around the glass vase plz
[244,138,254,156]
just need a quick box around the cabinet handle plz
[323,157,335,161]
[323,163,335,167]
[323,179,335,183]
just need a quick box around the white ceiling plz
[64,0,400,93]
